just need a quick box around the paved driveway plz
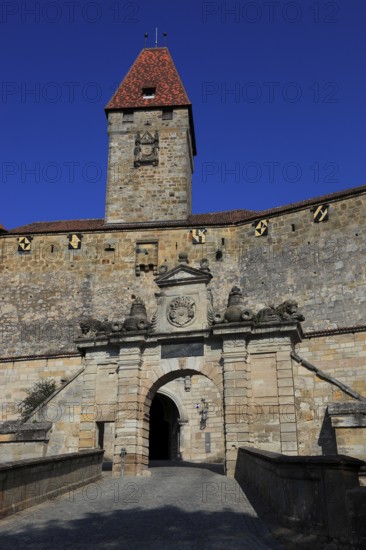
[0,463,283,549]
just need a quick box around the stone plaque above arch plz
[153,264,213,334]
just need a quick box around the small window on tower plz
[142,87,156,99]
[162,109,173,120]
[123,110,134,122]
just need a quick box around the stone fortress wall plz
[1,188,365,359]
[1,187,365,467]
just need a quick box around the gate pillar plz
[113,341,144,477]
[221,332,251,478]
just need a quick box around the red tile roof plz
[6,183,366,235]
[7,212,259,234]
[304,325,366,338]
[257,183,366,217]
[0,224,7,233]
[106,48,191,111]
[188,209,258,225]
[8,218,104,234]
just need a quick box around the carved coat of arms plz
[167,296,196,327]
[134,130,159,167]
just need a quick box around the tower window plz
[142,87,156,99]
[123,110,134,122]
[162,109,173,120]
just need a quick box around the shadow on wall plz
[318,410,338,455]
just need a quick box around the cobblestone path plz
[0,463,283,549]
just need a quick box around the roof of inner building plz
[5,183,366,235]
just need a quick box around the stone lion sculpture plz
[79,318,113,337]
[256,305,280,323]
[276,300,305,322]
[256,300,305,323]
[79,318,103,336]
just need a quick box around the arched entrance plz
[149,393,180,460]
[112,360,224,476]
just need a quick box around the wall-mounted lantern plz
[195,399,209,430]
[120,447,127,478]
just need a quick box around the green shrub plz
[18,378,57,420]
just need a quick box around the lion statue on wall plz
[256,300,305,323]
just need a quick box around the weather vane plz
[144,31,168,48]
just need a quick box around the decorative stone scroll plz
[213,287,253,325]
[123,297,151,331]
[77,296,151,342]
[224,287,254,323]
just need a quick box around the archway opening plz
[149,393,180,461]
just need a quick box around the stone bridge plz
[0,463,283,550]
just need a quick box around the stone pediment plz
[155,264,212,288]
[152,264,213,333]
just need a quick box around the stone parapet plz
[235,446,366,544]
[0,449,104,518]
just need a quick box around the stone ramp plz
[0,464,283,549]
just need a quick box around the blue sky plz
[1,0,365,228]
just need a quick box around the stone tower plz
[104,47,196,224]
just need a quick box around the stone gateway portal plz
[75,265,305,477]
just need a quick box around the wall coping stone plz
[239,446,365,469]
[328,402,366,415]
[214,322,303,342]
[0,421,51,434]
[0,421,52,441]
[0,449,104,471]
